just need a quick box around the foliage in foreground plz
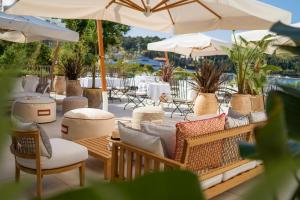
[239,22,300,200]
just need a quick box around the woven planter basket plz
[53,76,66,95]
[250,95,265,112]
[230,94,252,115]
[83,88,102,108]
[66,80,82,97]
[194,93,218,116]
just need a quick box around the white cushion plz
[249,112,267,123]
[256,160,263,166]
[201,174,223,190]
[118,122,164,157]
[13,78,24,93]
[16,138,88,169]
[223,161,257,181]
[24,75,39,93]
[141,122,176,159]
[64,108,114,120]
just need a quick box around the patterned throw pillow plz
[225,107,250,129]
[174,114,226,171]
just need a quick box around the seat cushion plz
[64,108,114,120]
[16,138,88,169]
[201,174,223,190]
[222,161,257,181]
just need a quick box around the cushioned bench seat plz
[16,138,88,169]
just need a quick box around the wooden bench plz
[75,136,112,179]
[111,123,265,199]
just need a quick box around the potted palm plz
[191,60,225,115]
[60,43,85,97]
[226,34,280,114]
[81,22,102,108]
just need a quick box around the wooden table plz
[75,136,112,180]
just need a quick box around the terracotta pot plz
[230,94,252,115]
[66,80,82,97]
[251,95,265,112]
[83,88,102,108]
[194,93,218,116]
[53,76,66,95]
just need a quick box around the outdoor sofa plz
[111,113,265,199]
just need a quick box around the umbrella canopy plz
[6,0,291,34]
[148,33,231,57]
[0,12,79,43]
[233,23,300,54]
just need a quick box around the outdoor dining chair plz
[123,78,148,110]
[170,78,194,119]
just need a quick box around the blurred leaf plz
[0,181,28,200]
[266,87,300,140]
[276,45,300,56]
[270,22,300,42]
[47,170,204,200]
[239,142,259,159]
[245,93,297,200]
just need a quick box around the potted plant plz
[82,61,103,108]
[81,23,103,108]
[60,43,85,97]
[226,34,281,114]
[53,66,66,95]
[191,60,225,115]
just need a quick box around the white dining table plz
[146,82,171,102]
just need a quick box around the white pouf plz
[62,96,88,114]
[12,97,56,123]
[61,108,115,141]
[132,106,165,129]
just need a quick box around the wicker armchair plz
[10,130,88,198]
[111,123,265,199]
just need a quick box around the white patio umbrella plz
[0,12,79,43]
[233,23,300,54]
[6,0,291,111]
[6,0,291,34]
[148,33,231,58]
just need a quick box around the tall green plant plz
[225,33,280,95]
[60,42,86,80]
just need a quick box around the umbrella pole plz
[164,51,169,65]
[96,20,108,111]
[50,40,60,92]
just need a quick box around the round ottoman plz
[132,106,165,129]
[12,97,56,123]
[62,96,88,114]
[61,108,115,141]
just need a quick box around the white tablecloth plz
[146,82,171,101]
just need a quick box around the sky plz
[126,0,300,42]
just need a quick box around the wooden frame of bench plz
[111,123,265,199]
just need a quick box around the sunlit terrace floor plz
[0,98,256,199]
